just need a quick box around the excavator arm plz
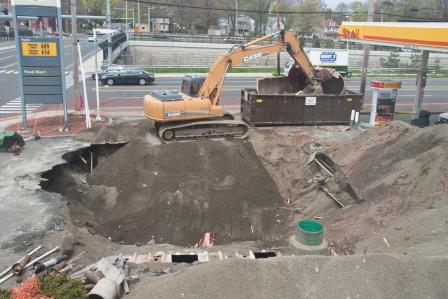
[198,30,344,106]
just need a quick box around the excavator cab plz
[181,75,206,97]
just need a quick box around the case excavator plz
[143,30,345,142]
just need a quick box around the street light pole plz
[359,0,375,99]
[276,0,280,75]
[235,0,238,36]
[137,0,140,25]
[346,9,352,51]
[71,0,80,111]
[125,0,128,36]
[148,5,151,33]
[107,0,112,66]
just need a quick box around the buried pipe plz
[88,277,119,299]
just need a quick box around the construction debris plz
[0,131,25,155]
[307,151,361,207]
[277,207,323,220]
[0,247,60,285]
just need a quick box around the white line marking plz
[0,62,17,68]
[0,70,5,74]
[0,108,37,111]
[0,55,14,61]
[5,70,14,74]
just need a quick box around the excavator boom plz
[198,30,344,106]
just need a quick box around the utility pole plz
[71,0,80,111]
[125,0,128,37]
[359,0,375,99]
[412,50,429,120]
[107,0,112,66]
[137,0,140,25]
[276,0,280,75]
[148,5,151,33]
[346,9,352,51]
[235,0,238,36]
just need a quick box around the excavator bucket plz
[314,68,345,95]
[287,66,344,95]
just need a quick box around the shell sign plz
[339,22,448,52]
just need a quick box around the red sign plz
[340,28,360,39]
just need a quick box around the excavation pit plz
[40,138,285,247]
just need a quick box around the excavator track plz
[157,119,250,143]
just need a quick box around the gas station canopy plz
[338,22,448,52]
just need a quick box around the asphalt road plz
[0,37,96,112]
[1,38,447,117]
[83,76,448,114]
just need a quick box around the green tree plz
[293,0,324,37]
[241,0,273,36]
[380,50,401,68]
[349,1,368,21]
[409,51,422,67]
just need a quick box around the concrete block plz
[289,235,329,256]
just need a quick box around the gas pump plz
[369,80,402,126]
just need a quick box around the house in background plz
[323,18,341,39]
[217,15,254,36]
[208,26,226,36]
[265,16,286,34]
[151,9,170,33]
[235,15,254,36]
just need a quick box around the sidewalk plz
[0,43,14,51]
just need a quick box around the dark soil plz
[53,131,284,246]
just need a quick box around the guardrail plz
[128,33,371,50]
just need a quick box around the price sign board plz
[12,0,68,129]
[19,37,63,104]
[22,41,58,57]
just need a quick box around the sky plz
[324,0,359,9]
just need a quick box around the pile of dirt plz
[323,122,448,253]
[128,254,448,299]
[249,123,448,255]
[65,138,284,246]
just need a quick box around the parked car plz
[100,69,155,86]
[91,65,130,80]
[436,112,448,124]
[224,37,245,44]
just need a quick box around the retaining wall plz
[127,40,448,69]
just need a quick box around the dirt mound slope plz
[322,122,448,253]
[129,255,448,299]
[69,138,284,246]
[249,123,448,255]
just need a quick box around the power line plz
[119,0,442,21]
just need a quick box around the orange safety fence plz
[11,276,53,299]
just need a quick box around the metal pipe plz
[33,255,67,274]
[0,246,59,285]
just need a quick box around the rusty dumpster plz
[241,88,363,126]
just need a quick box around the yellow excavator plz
[143,30,344,142]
